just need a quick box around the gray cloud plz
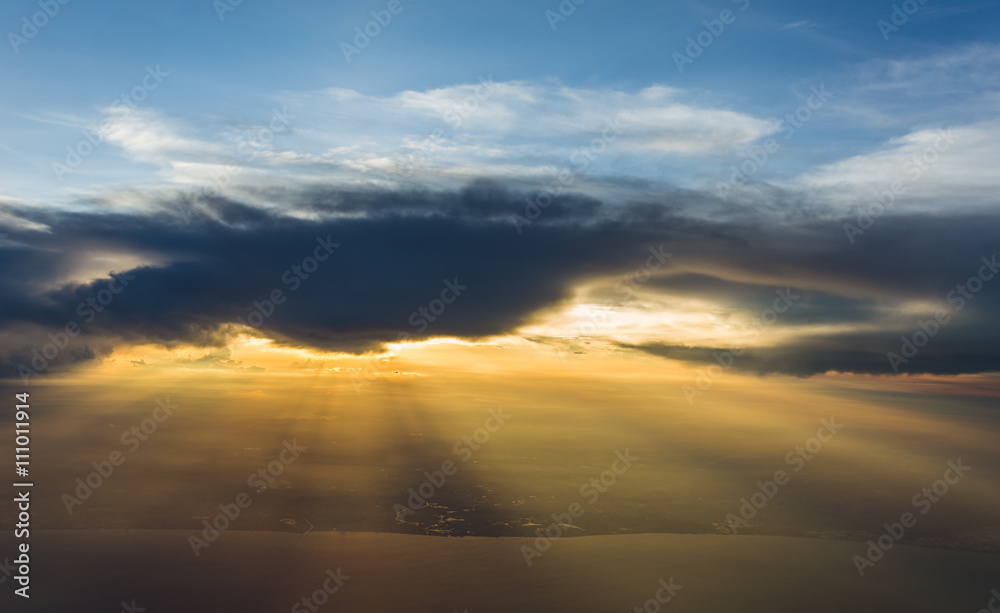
[0,181,997,380]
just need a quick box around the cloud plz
[0,183,686,378]
[778,20,816,31]
[624,338,1000,377]
[300,81,778,155]
[785,120,1000,213]
[626,301,1000,377]
[0,180,998,380]
[101,107,227,167]
[836,44,1000,128]
[641,273,885,327]
[85,80,777,197]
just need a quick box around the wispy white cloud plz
[835,44,1000,127]
[787,119,1000,212]
[89,80,777,194]
[101,107,227,167]
[779,20,816,31]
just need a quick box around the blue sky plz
[1,0,998,207]
[2,0,1000,383]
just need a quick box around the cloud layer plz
[1,179,998,380]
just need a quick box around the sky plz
[3,2,1000,611]
[0,0,997,201]
[1,0,999,382]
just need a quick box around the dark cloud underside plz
[0,182,997,378]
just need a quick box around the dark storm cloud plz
[0,184,704,379]
[0,181,997,379]
[640,273,885,327]
[624,333,1000,378]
